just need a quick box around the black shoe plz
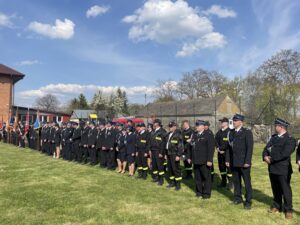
[167,182,175,188]
[202,195,211,199]
[158,177,164,186]
[175,181,181,191]
[244,203,252,210]
[195,193,202,198]
[232,200,243,205]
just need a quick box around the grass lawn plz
[0,142,299,225]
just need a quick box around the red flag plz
[25,108,30,133]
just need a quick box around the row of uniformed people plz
[2,114,300,219]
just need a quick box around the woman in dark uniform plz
[54,123,61,159]
[116,128,127,173]
[125,126,136,176]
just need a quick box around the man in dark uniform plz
[49,122,56,157]
[297,140,300,172]
[166,121,183,190]
[19,122,26,148]
[226,113,253,209]
[64,122,74,160]
[41,123,48,154]
[97,121,107,167]
[189,120,215,199]
[263,118,296,219]
[2,123,7,143]
[87,122,98,165]
[103,121,116,170]
[150,119,167,186]
[80,121,89,163]
[60,122,67,159]
[215,117,233,189]
[204,121,215,182]
[181,120,193,180]
[28,124,37,150]
[136,122,150,179]
[71,122,82,162]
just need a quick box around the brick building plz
[0,64,70,126]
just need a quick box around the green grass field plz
[0,143,299,225]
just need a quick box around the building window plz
[53,116,62,123]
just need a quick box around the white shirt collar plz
[140,130,145,134]
[278,131,287,137]
[155,127,160,132]
[235,126,242,132]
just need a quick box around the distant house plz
[136,95,241,133]
[70,109,108,122]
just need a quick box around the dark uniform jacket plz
[226,127,254,167]
[81,127,89,147]
[87,128,98,147]
[189,130,215,165]
[72,127,82,144]
[182,127,193,158]
[166,130,184,156]
[65,128,74,144]
[215,128,230,152]
[103,128,116,150]
[125,132,136,155]
[150,127,167,155]
[96,128,106,149]
[262,132,296,175]
[136,130,150,152]
[54,128,61,145]
[49,127,56,143]
[116,133,126,152]
[296,141,300,163]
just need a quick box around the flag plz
[25,108,30,133]
[8,109,13,126]
[13,107,19,129]
[34,110,40,130]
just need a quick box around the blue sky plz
[0,0,300,106]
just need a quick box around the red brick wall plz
[0,76,12,123]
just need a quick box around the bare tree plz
[154,79,178,102]
[35,94,60,112]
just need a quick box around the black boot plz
[167,180,175,188]
[142,170,147,180]
[175,181,181,191]
[136,170,143,179]
[218,175,227,188]
[152,175,159,182]
[158,176,164,186]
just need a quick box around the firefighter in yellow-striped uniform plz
[136,122,150,179]
[215,117,233,189]
[150,119,167,186]
[166,121,184,190]
[204,121,215,182]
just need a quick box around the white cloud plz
[17,60,41,66]
[122,0,226,57]
[0,12,13,27]
[18,83,157,102]
[86,5,110,18]
[28,19,75,40]
[203,5,237,18]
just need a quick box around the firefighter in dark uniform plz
[181,120,193,180]
[204,121,215,182]
[87,122,98,165]
[49,122,56,156]
[297,140,300,172]
[19,122,26,148]
[97,121,107,167]
[226,114,253,209]
[150,119,167,186]
[71,122,81,162]
[166,121,183,190]
[28,124,37,150]
[136,122,150,179]
[54,123,61,159]
[103,121,116,170]
[189,120,215,199]
[42,123,49,154]
[60,123,67,159]
[81,121,89,164]
[116,127,127,173]
[64,122,74,161]
[75,121,85,162]
[262,118,296,219]
[215,117,233,189]
[2,123,7,143]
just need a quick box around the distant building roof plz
[137,95,234,117]
[0,64,25,83]
[13,105,71,116]
[71,109,108,119]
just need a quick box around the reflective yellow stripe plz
[153,171,158,174]
[140,140,146,143]
[171,140,178,144]
[220,172,227,175]
[223,138,228,141]
[169,176,175,180]
[163,162,167,165]
[159,172,165,175]
[185,168,192,171]
[155,137,162,141]
[184,136,189,139]
[143,167,148,171]
[175,177,182,181]
[227,174,233,177]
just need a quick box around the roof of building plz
[0,64,25,83]
[71,109,107,119]
[12,105,71,116]
[137,95,231,117]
